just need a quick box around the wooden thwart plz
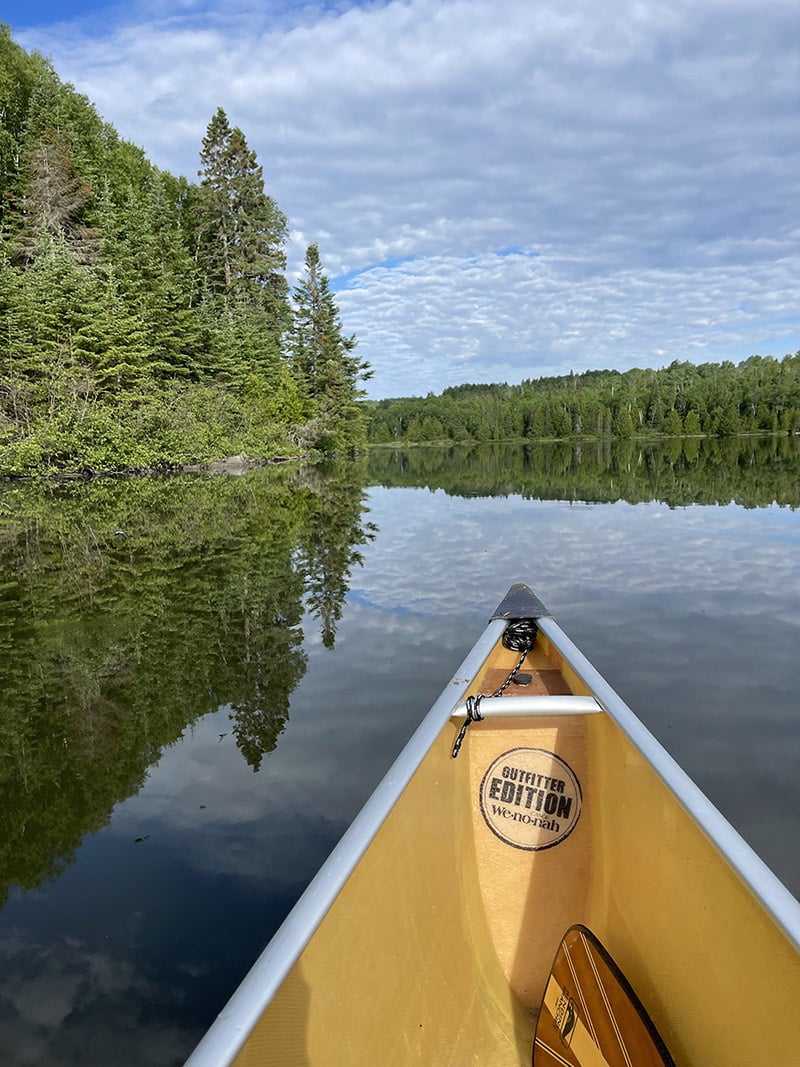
[533,926,675,1067]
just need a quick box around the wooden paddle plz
[533,926,675,1067]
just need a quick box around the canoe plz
[185,583,800,1066]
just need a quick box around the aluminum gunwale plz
[183,616,508,1067]
[537,612,800,954]
[185,587,800,1066]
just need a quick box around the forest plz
[3,30,799,477]
[0,26,370,476]
[366,353,800,445]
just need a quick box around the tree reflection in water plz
[0,459,373,907]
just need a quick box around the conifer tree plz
[290,243,371,452]
[195,108,288,319]
[78,267,153,392]
[11,130,98,266]
[4,237,97,404]
[0,25,48,225]
[98,173,202,379]
[683,410,702,435]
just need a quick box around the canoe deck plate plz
[492,582,551,622]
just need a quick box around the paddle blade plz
[533,925,674,1067]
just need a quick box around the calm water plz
[0,437,799,1065]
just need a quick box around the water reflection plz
[0,439,798,1066]
[368,434,800,508]
[0,462,373,910]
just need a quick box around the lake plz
[0,436,798,1065]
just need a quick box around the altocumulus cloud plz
[15,0,800,396]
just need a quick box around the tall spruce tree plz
[194,108,291,395]
[195,108,288,319]
[98,172,202,379]
[290,243,371,452]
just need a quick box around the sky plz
[5,0,800,398]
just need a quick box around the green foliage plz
[0,33,366,475]
[290,243,372,454]
[0,377,308,476]
[664,409,683,435]
[683,409,702,435]
[195,108,288,319]
[368,354,800,446]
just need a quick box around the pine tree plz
[195,108,288,319]
[664,409,683,435]
[290,243,371,452]
[98,172,202,379]
[4,237,98,410]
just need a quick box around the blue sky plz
[4,2,93,24]
[8,0,800,398]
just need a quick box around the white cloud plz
[15,0,800,395]
[0,932,192,1066]
[338,250,800,394]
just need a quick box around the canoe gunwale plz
[536,612,800,955]
[183,616,509,1067]
[184,586,800,1066]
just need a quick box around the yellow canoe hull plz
[188,585,800,1066]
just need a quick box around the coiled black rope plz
[451,618,538,758]
[501,617,539,654]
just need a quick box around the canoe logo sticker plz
[479,748,582,850]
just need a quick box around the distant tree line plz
[367,355,800,445]
[0,26,369,475]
